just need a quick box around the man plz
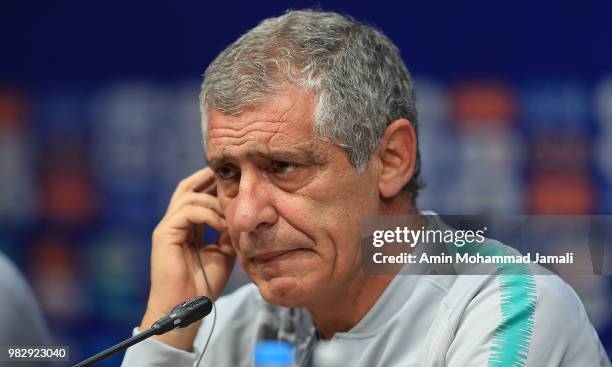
[122,10,610,366]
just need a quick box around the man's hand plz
[139,168,235,351]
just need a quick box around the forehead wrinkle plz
[207,88,318,166]
[209,121,289,156]
[207,129,286,167]
[208,119,286,140]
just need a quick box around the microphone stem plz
[72,327,157,367]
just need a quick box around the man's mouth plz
[250,249,298,264]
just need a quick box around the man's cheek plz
[226,231,245,261]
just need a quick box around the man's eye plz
[271,161,297,174]
[215,166,239,180]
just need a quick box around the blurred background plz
[1,0,611,365]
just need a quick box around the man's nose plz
[231,171,278,233]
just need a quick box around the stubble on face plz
[206,87,381,308]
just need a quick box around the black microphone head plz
[151,296,214,335]
[170,296,213,328]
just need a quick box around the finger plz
[170,168,216,203]
[182,240,207,293]
[203,241,236,258]
[203,180,217,196]
[166,192,224,217]
[164,205,228,233]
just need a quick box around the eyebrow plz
[206,145,325,168]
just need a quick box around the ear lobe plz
[377,119,417,199]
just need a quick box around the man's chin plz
[256,276,316,308]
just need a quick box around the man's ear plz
[376,119,417,199]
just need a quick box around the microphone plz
[150,296,214,335]
[72,296,213,367]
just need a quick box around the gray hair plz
[200,9,423,202]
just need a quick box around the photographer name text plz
[372,251,575,265]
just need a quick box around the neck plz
[307,272,394,340]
